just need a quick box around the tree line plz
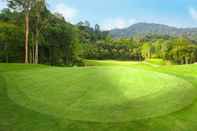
[0,0,80,66]
[0,0,197,65]
[79,23,197,64]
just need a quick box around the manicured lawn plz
[84,59,140,66]
[0,61,197,131]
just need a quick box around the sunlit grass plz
[0,62,197,131]
[84,59,140,66]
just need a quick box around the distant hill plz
[109,23,197,40]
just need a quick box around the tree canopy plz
[0,1,197,65]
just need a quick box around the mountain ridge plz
[109,22,197,39]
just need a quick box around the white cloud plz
[52,3,78,23]
[101,18,136,30]
[0,0,7,11]
[189,8,197,21]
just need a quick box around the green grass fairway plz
[84,59,140,66]
[1,62,197,131]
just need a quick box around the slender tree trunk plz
[35,41,39,64]
[185,57,189,64]
[4,43,8,63]
[25,12,29,64]
[35,23,39,64]
[32,44,35,64]
[31,34,35,64]
[181,57,184,65]
[139,54,142,61]
[29,47,32,64]
[34,3,41,64]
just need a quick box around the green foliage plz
[169,37,197,64]
[7,0,35,12]
[0,8,24,25]
[82,35,197,64]
[0,7,81,65]
[0,21,23,62]
[43,15,80,65]
[0,4,197,65]
[141,42,153,59]
[82,38,143,61]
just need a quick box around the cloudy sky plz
[1,0,197,30]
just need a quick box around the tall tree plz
[31,0,47,64]
[7,0,35,63]
[141,42,153,59]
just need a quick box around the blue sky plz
[1,0,197,30]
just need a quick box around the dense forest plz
[0,0,197,65]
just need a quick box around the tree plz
[7,0,35,63]
[169,37,193,64]
[141,42,153,59]
[43,14,80,65]
[95,24,100,32]
[30,0,47,64]
[0,8,23,25]
[0,22,23,63]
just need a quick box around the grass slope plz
[4,67,196,122]
[0,62,197,131]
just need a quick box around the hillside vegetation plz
[109,23,197,39]
[1,8,197,65]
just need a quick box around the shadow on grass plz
[0,75,62,131]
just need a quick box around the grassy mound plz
[1,63,197,131]
[4,66,196,122]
